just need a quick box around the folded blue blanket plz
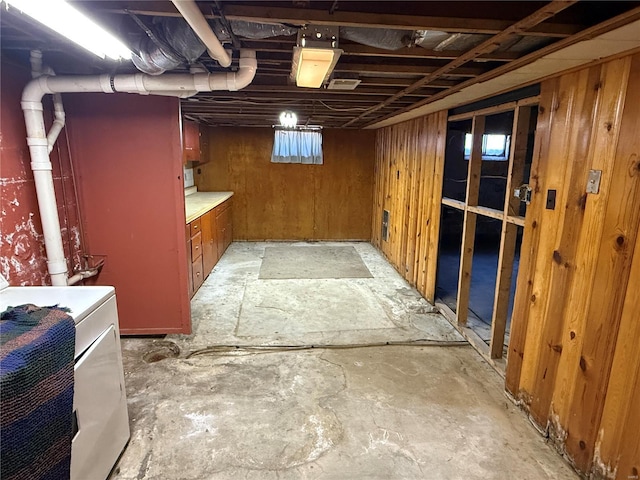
[1,304,75,480]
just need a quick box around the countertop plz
[185,191,233,223]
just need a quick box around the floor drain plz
[142,341,181,363]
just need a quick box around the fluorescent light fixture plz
[293,47,342,88]
[279,111,297,128]
[4,0,132,60]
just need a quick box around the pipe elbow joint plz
[22,76,49,104]
[231,50,257,91]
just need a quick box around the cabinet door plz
[201,210,216,276]
[215,201,233,258]
[224,207,233,251]
[182,119,201,164]
[215,208,226,259]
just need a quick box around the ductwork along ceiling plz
[2,1,640,128]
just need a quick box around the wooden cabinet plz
[201,209,217,275]
[186,219,204,295]
[186,197,232,298]
[186,224,193,298]
[182,119,201,164]
[199,124,209,164]
[215,199,233,259]
[182,119,209,165]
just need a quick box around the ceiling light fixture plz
[4,0,132,60]
[291,25,342,89]
[279,111,298,128]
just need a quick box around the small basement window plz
[464,133,510,161]
[271,129,323,164]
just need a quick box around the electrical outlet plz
[546,189,556,210]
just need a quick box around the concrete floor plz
[112,242,577,480]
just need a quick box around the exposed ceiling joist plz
[5,1,640,129]
[243,42,521,62]
[107,3,583,37]
[342,0,579,127]
[367,5,640,127]
[339,45,521,62]
[333,63,487,76]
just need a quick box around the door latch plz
[514,184,532,205]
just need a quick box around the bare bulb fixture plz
[279,111,298,128]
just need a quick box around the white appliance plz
[0,274,130,480]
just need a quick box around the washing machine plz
[0,274,130,480]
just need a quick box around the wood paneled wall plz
[506,52,640,478]
[371,111,448,302]
[195,128,374,240]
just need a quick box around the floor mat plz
[236,279,395,336]
[259,246,373,279]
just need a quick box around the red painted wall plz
[0,59,82,286]
[64,93,191,334]
[1,59,190,334]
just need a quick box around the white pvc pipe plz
[21,50,256,286]
[23,51,256,101]
[47,94,66,153]
[21,100,69,285]
[171,0,232,68]
[30,50,43,78]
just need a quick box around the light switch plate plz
[586,170,602,194]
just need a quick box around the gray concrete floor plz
[113,242,577,480]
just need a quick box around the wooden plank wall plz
[371,110,447,302]
[196,128,374,240]
[505,52,640,478]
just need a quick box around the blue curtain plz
[271,129,323,164]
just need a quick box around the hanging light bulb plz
[279,111,298,128]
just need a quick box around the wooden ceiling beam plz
[244,42,520,62]
[343,0,578,127]
[185,95,417,105]
[333,63,487,76]
[244,60,489,77]
[358,77,460,88]
[186,111,378,118]
[365,4,640,127]
[108,3,582,37]
[341,45,520,62]
[212,84,435,96]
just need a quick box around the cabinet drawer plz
[191,231,202,261]
[192,257,204,291]
[215,200,230,217]
[190,218,202,237]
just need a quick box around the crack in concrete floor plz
[112,242,578,480]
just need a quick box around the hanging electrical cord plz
[186,339,470,359]
[317,101,370,112]
[53,131,77,272]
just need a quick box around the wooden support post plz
[423,111,447,302]
[456,115,484,325]
[490,106,532,358]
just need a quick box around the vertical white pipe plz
[47,93,66,153]
[21,99,68,285]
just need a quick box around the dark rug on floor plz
[259,246,373,279]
